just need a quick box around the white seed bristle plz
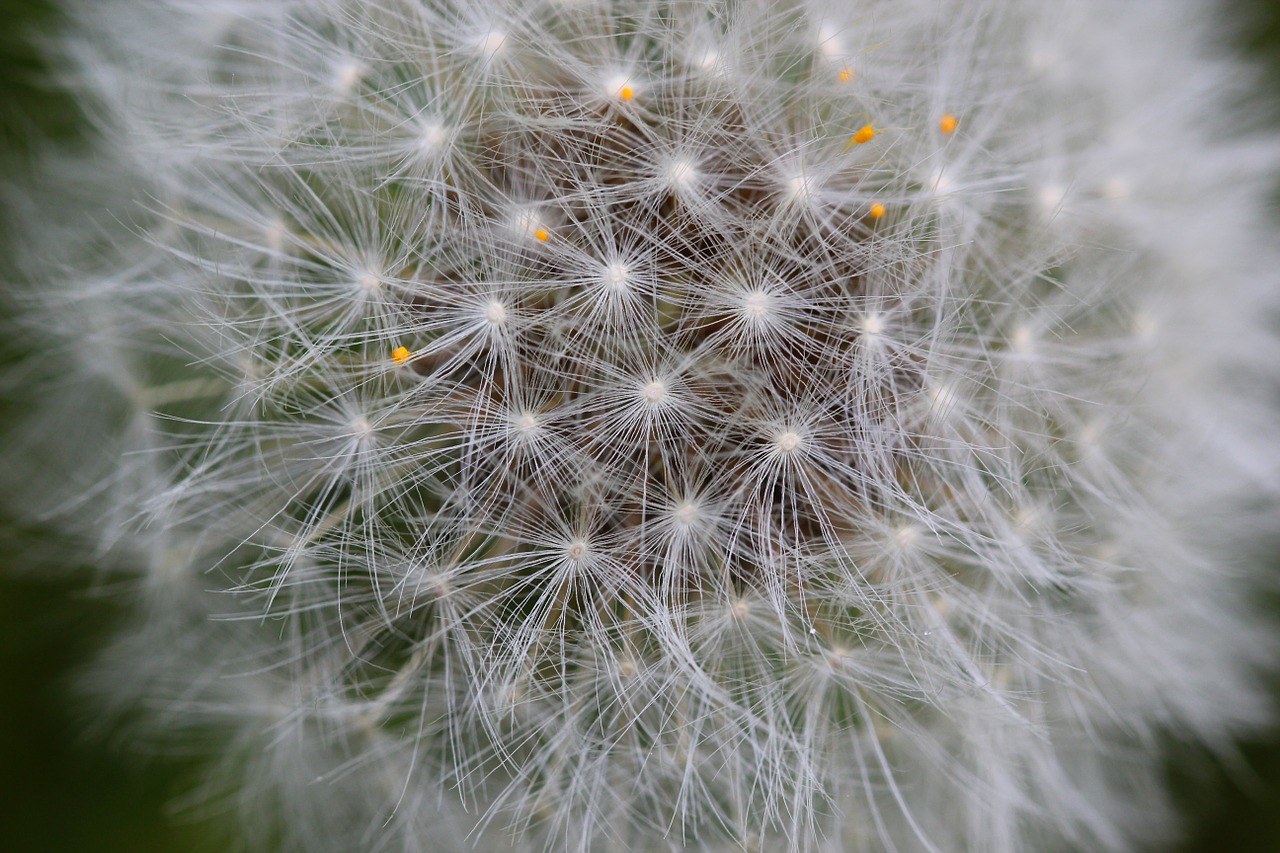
[476,30,507,60]
[692,45,722,72]
[816,26,844,59]
[672,500,700,527]
[483,300,507,325]
[565,539,589,561]
[741,289,773,319]
[601,262,630,290]
[784,174,814,204]
[1132,311,1158,340]
[641,379,667,404]
[1102,176,1132,201]
[926,381,957,413]
[418,120,448,155]
[1038,183,1067,217]
[350,416,373,440]
[663,157,699,190]
[928,167,955,198]
[1014,506,1043,531]
[513,412,540,435]
[263,217,286,253]
[332,60,363,94]
[775,430,802,454]
[605,74,635,101]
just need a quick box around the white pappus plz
[4,0,1280,851]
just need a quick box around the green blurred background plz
[1,0,1278,849]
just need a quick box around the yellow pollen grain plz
[391,345,411,364]
[850,124,875,145]
[534,227,550,241]
[939,113,958,134]
[868,201,886,219]
[837,66,853,82]
[618,84,634,101]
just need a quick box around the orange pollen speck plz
[868,202,886,219]
[618,84,634,101]
[391,345,411,364]
[939,113,958,134]
[837,66,853,82]
[534,228,550,241]
[850,124,875,144]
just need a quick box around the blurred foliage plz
[0,0,1278,850]
[0,569,217,852]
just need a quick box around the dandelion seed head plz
[13,2,1279,852]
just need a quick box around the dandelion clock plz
[4,0,1280,850]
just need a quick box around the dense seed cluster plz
[8,0,1280,851]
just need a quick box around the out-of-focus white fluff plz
[6,0,1280,850]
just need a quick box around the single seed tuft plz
[483,300,507,325]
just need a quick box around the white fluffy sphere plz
[6,1,1280,851]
